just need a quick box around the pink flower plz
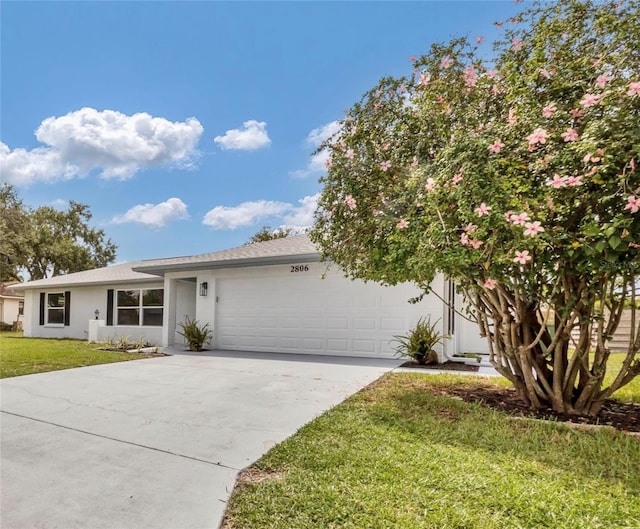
[396,219,409,229]
[628,81,640,97]
[580,93,602,107]
[630,158,636,172]
[539,68,551,79]
[476,36,484,44]
[419,73,430,86]
[507,108,517,125]
[583,152,602,163]
[464,223,477,234]
[460,233,470,245]
[486,70,498,79]
[475,202,491,216]
[561,128,579,142]
[484,278,497,290]
[542,103,557,118]
[346,149,355,159]
[325,157,332,168]
[547,174,567,188]
[409,55,416,62]
[464,66,478,87]
[513,250,532,265]
[469,239,483,250]
[488,140,505,153]
[523,221,545,237]
[595,74,613,88]
[380,160,391,172]
[566,175,584,186]
[527,128,548,147]
[510,212,530,226]
[569,108,583,119]
[425,178,436,192]
[511,38,523,51]
[411,156,419,168]
[440,57,453,69]
[452,172,463,184]
[345,195,356,210]
[625,195,640,213]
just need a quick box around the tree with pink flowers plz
[311,0,639,416]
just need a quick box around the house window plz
[116,288,163,326]
[18,301,24,316]
[47,293,65,325]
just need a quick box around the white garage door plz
[215,265,439,358]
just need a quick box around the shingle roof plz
[0,282,24,298]
[9,261,165,291]
[133,234,320,275]
[12,235,321,290]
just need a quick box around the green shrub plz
[177,317,213,352]
[393,317,443,364]
[0,322,14,332]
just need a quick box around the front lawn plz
[0,332,153,378]
[223,373,640,529]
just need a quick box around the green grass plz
[223,373,640,529]
[0,331,152,378]
[602,353,640,403]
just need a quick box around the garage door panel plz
[327,338,348,353]
[327,318,348,330]
[215,272,433,358]
[353,318,376,330]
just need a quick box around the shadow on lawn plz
[360,374,640,489]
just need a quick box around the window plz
[18,301,24,316]
[47,293,65,325]
[116,288,163,326]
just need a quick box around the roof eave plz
[12,276,163,291]
[133,252,322,277]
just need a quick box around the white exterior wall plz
[0,297,22,325]
[454,292,490,355]
[166,262,447,358]
[23,283,164,345]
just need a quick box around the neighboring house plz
[9,235,488,359]
[0,282,24,328]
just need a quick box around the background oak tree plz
[0,184,116,281]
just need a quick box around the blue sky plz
[1,0,521,263]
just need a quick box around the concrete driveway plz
[1,350,398,529]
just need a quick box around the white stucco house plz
[0,282,24,328]
[10,235,488,359]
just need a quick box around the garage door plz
[215,266,437,358]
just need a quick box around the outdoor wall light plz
[200,282,208,297]
[94,309,100,320]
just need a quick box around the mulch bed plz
[431,383,640,434]
[400,360,480,372]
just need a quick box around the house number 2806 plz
[290,265,309,272]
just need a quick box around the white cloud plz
[49,199,68,209]
[202,194,319,231]
[306,120,341,147]
[213,120,271,151]
[202,200,290,230]
[290,120,341,179]
[112,197,189,228]
[0,107,203,185]
[282,193,319,228]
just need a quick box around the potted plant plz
[177,317,213,352]
[392,317,443,365]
